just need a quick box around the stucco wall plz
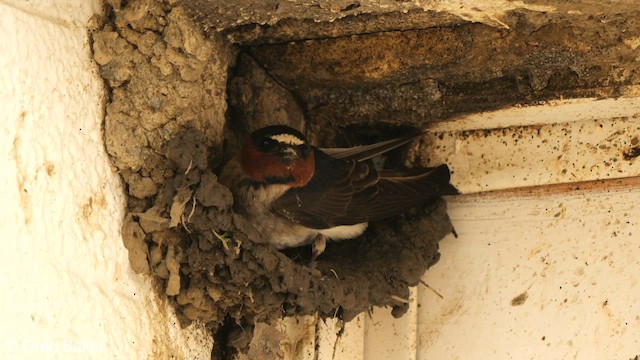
[0,1,212,358]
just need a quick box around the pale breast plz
[220,157,368,248]
[220,159,317,247]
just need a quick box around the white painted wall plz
[0,1,212,358]
[414,188,640,359]
[313,186,640,360]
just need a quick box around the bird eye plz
[258,136,276,151]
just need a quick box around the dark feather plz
[272,145,458,230]
[319,132,422,161]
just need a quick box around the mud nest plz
[90,0,454,351]
[122,127,452,326]
[119,126,452,327]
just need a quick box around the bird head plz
[240,125,315,187]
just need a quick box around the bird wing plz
[355,165,458,223]
[271,148,457,230]
[319,132,422,161]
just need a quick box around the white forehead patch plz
[270,134,305,146]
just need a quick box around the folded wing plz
[319,132,422,161]
[272,147,457,230]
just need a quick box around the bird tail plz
[380,164,459,196]
[425,164,459,196]
[319,132,422,162]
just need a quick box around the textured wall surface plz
[0,1,212,358]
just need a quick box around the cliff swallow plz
[219,125,458,261]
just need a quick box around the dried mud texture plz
[183,0,570,44]
[224,53,307,160]
[187,1,640,142]
[121,127,451,332]
[92,0,454,349]
[92,0,236,175]
[184,0,459,32]
[247,14,640,135]
[184,0,467,44]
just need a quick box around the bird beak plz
[280,147,299,162]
